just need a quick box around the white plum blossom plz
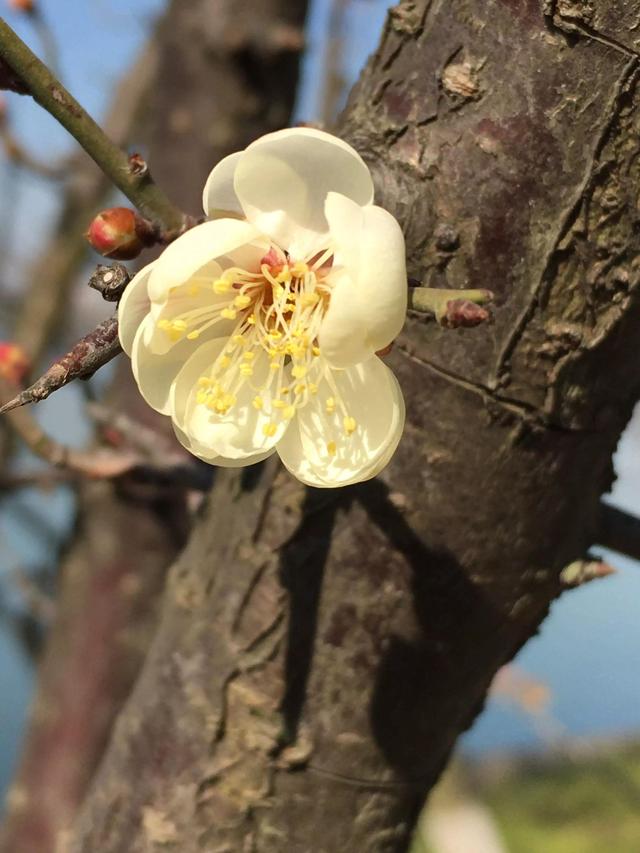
[118,128,407,487]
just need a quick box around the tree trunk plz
[70,1,640,851]
[1,0,308,849]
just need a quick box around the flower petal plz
[118,263,155,356]
[178,348,292,460]
[202,151,244,218]
[131,314,210,415]
[169,340,273,466]
[319,193,407,368]
[147,219,264,303]
[276,357,404,487]
[233,128,374,255]
[144,282,236,356]
[173,422,274,467]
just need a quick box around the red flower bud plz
[0,341,30,385]
[9,0,36,13]
[86,207,147,261]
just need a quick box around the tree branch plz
[0,314,122,415]
[597,502,640,562]
[0,17,184,228]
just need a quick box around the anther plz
[213,278,231,294]
[344,416,357,435]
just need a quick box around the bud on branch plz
[408,285,494,328]
[86,207,155,260]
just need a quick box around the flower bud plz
[86,207,147,261]
[9,0,36,13]
[0,341,30,385]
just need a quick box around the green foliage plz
[485,743,640,853]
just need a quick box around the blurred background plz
[0,1,638,851]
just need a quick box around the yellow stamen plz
[221,307,237,320]
[327,441,337,457]
[240,364,254,377]
[263,423,277,437]
[326,397,336,414]
[292,365,306,379]
[234,294,252,308]
[283,405,296,419]
[253,396,264,410]
[187,330,201,340]
[213,278,231,294]
[344,416,357,435]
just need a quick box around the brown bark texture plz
[3,0,309,850]
[62,0,640,851]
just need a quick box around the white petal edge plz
[233,128,374,254]
[147,218,263,303]
[319,193,407,368]
[118,263,155,356]
[173,422,275,468]
[202,151,244,218]
[276,357,405,488]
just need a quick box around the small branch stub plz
[560,559,617,588]
[409,285,493,328]
[88,263,131,302]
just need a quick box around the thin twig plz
[0,314,121,414]
[0,17,184,229]
[0,376,140,477]
[1,121,69,178]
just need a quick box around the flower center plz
[157,246,358,444]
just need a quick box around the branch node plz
[88,264,131,302]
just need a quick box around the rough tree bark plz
[1,0,308,849]
[64,0,640,851]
